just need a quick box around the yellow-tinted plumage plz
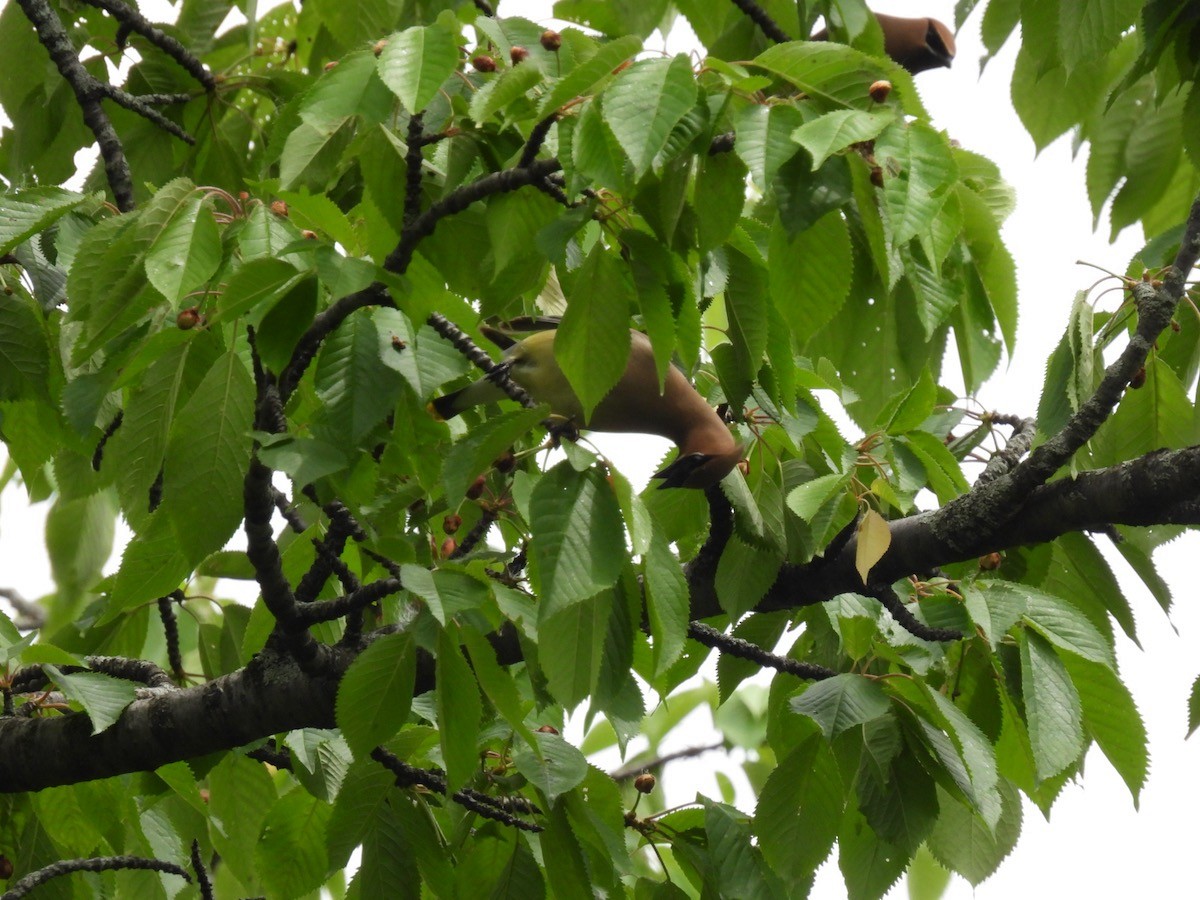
[432,329,742,489]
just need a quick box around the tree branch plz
[0,856,190,899]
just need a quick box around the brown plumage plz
[813,12,956,74]
[432,328,742,489]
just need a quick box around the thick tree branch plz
[0,648,348,792]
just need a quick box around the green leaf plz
[0,293,49,401]
[161,350,256,563]
[299,49,395,130]
[754,735,843,884]
[528,461,624,616]
[144,193,221,304]
[399,565,490,624]
[1189,674,1200,738]
[792,109,894,169]
[0,186,91,255]
[601,55,698,177]
[540,590,610,707]
[735,103,805,189]
[768,211,853,344]
[1059,0,1142,71]
[470,63,543,123]
[336,631,416,758]
[313,309,404,443]
[875,121,958,245]
[377,23,460,113]
[436,625,482,794]
[1022,585,1115,668]
[213,257,307,325]
[1020,629,1085,781]
[1062,652,1148,803]
[513,731,588,801]
[644,525,689,676]
[753,42,902,113]
[441,405,547,500]
[538,36,642,117]
[43,665,138,734]
[927,781,1022,887]
[208,752,277,886]
[557,244,634,420]
[786,472,849,522]
[255,790,332,899]
[838,807,908,900]
[790,674,891,738]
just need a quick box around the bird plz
[812,12,956,74]
[431,325,743,489]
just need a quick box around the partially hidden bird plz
[431,327,742,489]
[813,11,956,74]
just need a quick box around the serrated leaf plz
[644,525,688,676]
[793,109,894,169]
[161,351,256,563]
[469,63,542,123]
[441,405,547,499]
[786,472,849,521]
[213,257,307,325]
[557,244,634,421]
[768,211,853,344]
[790,674,891,738]
[512,731,588,801]
[755,735,843,884]
[927,781,1022,886]
[336,631,416,758]
[540,589,610,708]
[1020,629,1085,781]
[436,626,481,794]
[529,463,624,617]
[0,293,49,401]
[43,665,138,734]
[399,565,489,624]
[601,55,697,176]
[1022,585,1115,668]
[855,508,891,584]
[1062,652,1147,803]
[876,121,958,245]
[377,24,460,113]
[538,35,642,117]
[144,193,221,304]
[255,790,332,899]
[0,187,91,255]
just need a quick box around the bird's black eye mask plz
[653,452,713,489]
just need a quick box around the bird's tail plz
[430,388,466,421]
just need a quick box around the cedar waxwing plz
[813,12,956,74]
[432,328,743,489]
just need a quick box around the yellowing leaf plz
[855,508,891,584]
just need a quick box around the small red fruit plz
[0,855,12,879]
[494,450,516,473]
[1129,367,1147,389]
[443,514,462,535]
[301,229,318,240]
[440,537,457,558]
[978,552,1002,571]
[176,307,202,330]
[510,45,529,65]
[540,30,562,51]
[270,200,288,217]
[471,54,496,72]
[634,773,656,794]
[537,724,559,734]
[466,475,487,500]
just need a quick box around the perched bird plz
[432,327,742,489]
[813,12,956,74]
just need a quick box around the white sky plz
[2,1,1198,897]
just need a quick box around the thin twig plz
[687,621,835,679]
[727,0,792,43]
[0,856,190,899]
